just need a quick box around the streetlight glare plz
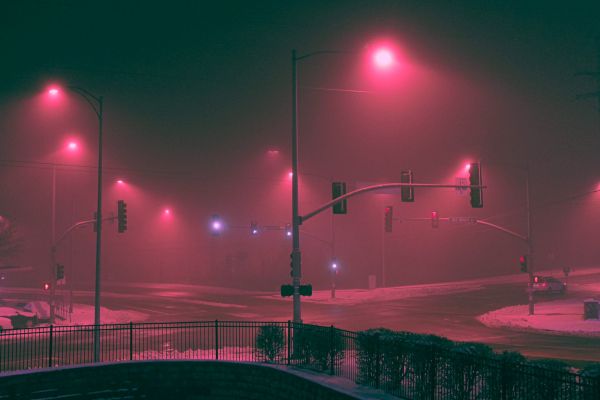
[116,179,124,185]
[465,163,471,172]
[67,141,78,151]
[48,87,60,97]
[373,48,394,69]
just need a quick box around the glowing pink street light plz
[48,87,60,97]
[373,48,394,69]
[116,179,124,185]
[67,141,78,151]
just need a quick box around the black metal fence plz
[1,321,598,399]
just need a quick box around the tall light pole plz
[67,86,104,361]
[290,47,395,322]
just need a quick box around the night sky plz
[1,1,599,291]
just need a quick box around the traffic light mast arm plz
[474,220,528,243]
[300,182,486,223]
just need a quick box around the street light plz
[290,46,395,322]
[49,85,104,362]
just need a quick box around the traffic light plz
[400,170,414,202]
[469,162,483,208]
[43,282,50,291]
[56,264,64,280]
[431,210,439,228]
[250,221,259,236]
[299,284,312,296]
[285,223,292,238]
[331,182,347,214]
[280,284,293,297]
[384,206,393,233]
[117,200,127,233]
[520,255,528,273]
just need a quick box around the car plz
[532,276,566,294]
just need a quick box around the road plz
[2,269,600,367]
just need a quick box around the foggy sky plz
[1,1,599,290]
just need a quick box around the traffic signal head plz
[384,206,393,233]
[520,255,528,273]
[43,282,50,291]
[117,200,128,233]
[400,170,414,202]
[56,264,65,280]
[469,162,483,208]
[332,182,348,214]
[431,210,439,228]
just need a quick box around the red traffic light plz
[431,211,439,228]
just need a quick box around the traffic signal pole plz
[291,50,302,323]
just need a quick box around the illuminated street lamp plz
[210,214,224,235]
[290,45,395,322]
[48,85,104,362]
[373,48,394,69]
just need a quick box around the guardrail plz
[1,321,598,399]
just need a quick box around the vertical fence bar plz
[129,322,133,361]
[287,320,291,365]
[48,325,53,368]
[329,325,335,376]
[375,332,381,389]
[215,320,219,360]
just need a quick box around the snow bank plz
[478,299,600,337]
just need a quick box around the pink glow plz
[117,179,124,185]
[68,141,78,151]
[288,171,293,178]
[164,208,171,215]
[48,87,60,97]
[374,48,394,69]
[267,149,280,155]
[465,163,471,172]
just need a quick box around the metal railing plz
[1,321,598,399]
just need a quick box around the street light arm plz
[67,86,102,119]
[295,50,354,61]
[474,220,528,242]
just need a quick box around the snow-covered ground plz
[478,298,600,337]
[265,266,600,306]
[0,302,148,329]
[474,269,600,337]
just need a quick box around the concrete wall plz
[0,360,368,399]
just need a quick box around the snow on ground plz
[0,303,148,329]
[262,266,600,306]
[478,299,600,337]
[263,281,485,306]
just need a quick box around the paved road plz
[3,271,600,366]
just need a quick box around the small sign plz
[449,217,478,224]
[455,177,468,195]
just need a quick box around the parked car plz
[532,276,566,294]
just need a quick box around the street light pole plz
[526,161,535,315]
[68,86,104,361]
[291,49,302,323]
